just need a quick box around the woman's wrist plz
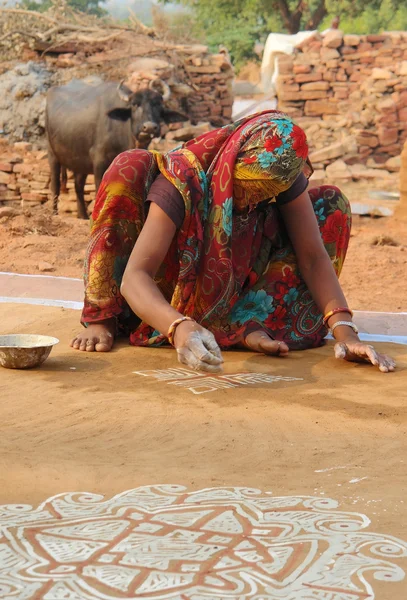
[331,324,360,343]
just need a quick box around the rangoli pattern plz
[1,485,407,599]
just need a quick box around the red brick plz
[378,127,399,146]
[0,162,13,172]
[293,64,311,74]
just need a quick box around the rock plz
[400,62,407,76]
[371,68,392,80]
[0,172,12,185]
[344,35,360,47]
[385,155,401,172]
[299,90,329,100]
[0,206,18,218]
[325,159,352,180]
[0,162,13,172]
[322,30,343,49]
[349,165,392,179]
[301,81,330,91]
[308,169,325,187]
[166,122,211,142]
[293,64,311,74]
[295,73,323,83]
[309,139,356,163]
[355,131,379,148]
[13,142,32,152]
[372,235,399,247]
[377,98,396,113]
[366,34,387,43]
[304,100,340,116]
[38,261,55,272]
[378,126,399,146]
[320,47,340,60]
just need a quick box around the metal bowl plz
[0,334,59,369]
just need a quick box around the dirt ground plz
[1,196,406,312]
[1,303,407,598]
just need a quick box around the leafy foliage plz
[21,0,107,17]
[161,0,407,69]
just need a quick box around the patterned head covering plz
[184,111,311,212]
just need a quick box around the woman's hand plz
[174,321,224,373]
[334,341,396,373]
[244,330,289,356]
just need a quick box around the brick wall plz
[276,31,407,163]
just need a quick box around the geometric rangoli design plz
[1,485,406,599]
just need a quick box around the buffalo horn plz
[149,78,171,101]
[117,80,131,103]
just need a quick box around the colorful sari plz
[82,111,351,350]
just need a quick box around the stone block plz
[309,139,352,162]
[336,69,348,82]
[344,35,360,46]
[356,132,379,148]
[304,100,340,116]
[295,72,323,83]
[366,34,388,43]
[385,156,401,172]
[0,172,12,185]
[299,90,329,100]
[301,81,330,91]
[322,30,343,49]
[378,127,399,146]
[323,70,337,82]
[325,159,352,180]
[320,48,340,61]
[371,68,392,80]
[400,62,407,76]
[13,142,32,152]
[0,162,13,173]
[377,98,397,112]
[293,64,311,74]
[341,46,356,55]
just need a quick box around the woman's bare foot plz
[244,330,289,356]
[70,318,116,352]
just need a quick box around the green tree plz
[163,0,407,68]
[21,0,107,17]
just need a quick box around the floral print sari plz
[82,111,351,350]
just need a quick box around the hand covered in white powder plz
[174,321,223,373]
[334,341,395,373]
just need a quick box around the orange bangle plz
[323,307,353,326]
[167,316,194,346]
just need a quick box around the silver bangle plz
[330,320,359,335]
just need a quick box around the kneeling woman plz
[71,111,395,373]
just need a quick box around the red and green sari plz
[82,111,351,350]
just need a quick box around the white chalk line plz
[0,271,82,282]
[2,296,406,345]
[0,297,82,310]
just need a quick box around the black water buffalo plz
[46,79,186,219]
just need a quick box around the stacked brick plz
[183,50,234,123]
[0,140,95,213]
[124,48,234,125]
[276,31,407,162]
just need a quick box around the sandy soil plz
[1,200,406,312]
[1,303,407,598]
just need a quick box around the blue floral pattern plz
[222,197,233,236]
[231,290,275,324]
[258,151,278,169]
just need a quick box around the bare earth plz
[1,303,406,599]
[0,200,406,312]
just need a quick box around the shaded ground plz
[1,303,406,599]
[0,201,406,311]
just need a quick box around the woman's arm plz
[279,190,395,372]
[279,190,355,342]
[120,202,222,371]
